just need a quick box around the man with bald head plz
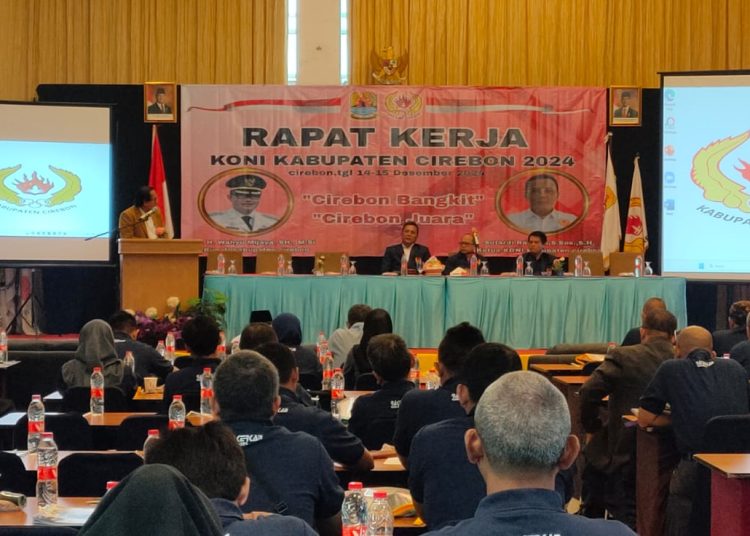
[639,326,749,536]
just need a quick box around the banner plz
[601,138,621,269]
[623,156,648,254]
[181,86,607,256]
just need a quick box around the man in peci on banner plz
[147,87,172,115]
[118,186,167,239]
[209,174,279,233]
[507,174,577,233]
[613,91,638,118]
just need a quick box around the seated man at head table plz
[109,310,173,386]
[145,420,317,535]
[521,230,557,275]
[393,322,485,467]
[381,220,432,274]
[422,371,635,535]
[213,350,344,536]
[347,333,416,450]
[256,341,374,472]
[638,326,750,536]
[442,233,485,275]
[118,185,169,239]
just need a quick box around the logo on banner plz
[350,92,377,120]
[384,91,423,119]
[0,165,81,209]
[691,131,750,214]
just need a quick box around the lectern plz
[118,239,203,316]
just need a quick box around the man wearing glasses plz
[442,233,484,275]
[210,174,279,232]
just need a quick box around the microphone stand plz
[84,213,154,241]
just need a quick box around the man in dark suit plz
[147,87,172,114]
[522,230,557,275]
[579,308,677,528]
[381,220,431,273]
[613,91,638,118]
[712,300,750,356]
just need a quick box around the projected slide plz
[0,103,112,263]
[662,73,750,281]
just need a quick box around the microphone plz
[138,207,158,221]
[471,228,480,247]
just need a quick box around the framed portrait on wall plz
[609,86,641,127]
[144,82,177,123]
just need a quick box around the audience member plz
[328,304,371,368]
[238,322,278,350]
[348,334,416,449]
[409,343,522,529]
[638,326,750,536]
[729,308,750,376]
[521,230,556,275]
[109,310,173,386]
[163,316,221,411]
[579,309,676,526]
[272,313,321,379]
[620,296,666,346]
[256,342,373,472]
[442,233,484,275]
[380,220,432,274]
[712,300,750,356]
[145,420,317,535]
[78,464,223,535]
[61,319,135,394]
[213,351,343,535]
[343,308,393,389]
[394,322,485,465]
[422,371,634,535]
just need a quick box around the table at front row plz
[695,453,750,536]
[205,274,688,348]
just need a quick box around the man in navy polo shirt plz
[213,350,344,536]
[393,322,485,466]
[255,342,374,472]
[424,371,634,535]
[638,326,750,536]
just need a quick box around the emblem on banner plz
[0,165,81,208]
[384,92,423,119]
[350,92,377,120]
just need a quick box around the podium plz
[118,239,203,316]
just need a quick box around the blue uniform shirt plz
[211,498,317,536]
[348,379,415,450]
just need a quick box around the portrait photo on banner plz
[609,86,641,127]
[197,166,294,236]
[144,82,177,123]
[495,168,589,235]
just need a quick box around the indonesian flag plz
[601,139,621,270]
[148,125,174,238]
[623,156,648,254]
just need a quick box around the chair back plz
[608,251,639,276]
[62,386,129,413]
[0,451,35,496]
[115,415,170,451]
[358,418,397,451]
[354,373,379,391]
[313,252,348,273]
[206,250,243,274]
[703,414,750,453]
[578,250,605,276]
[58,453,143,496]
[255,250,291,273]
[13,413,93,450]
[299,372,322,391]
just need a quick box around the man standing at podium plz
[119,186,167,239]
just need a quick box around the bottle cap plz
[31,394,41,401]
[347,481,363,490]
[93,366,102,372]
[147,429,159,437]
[106,481,118,491]
[173,395,182,400]
[204,368,212,373]
[334,368,342,373]
[373,490,388,499]
[41,432,53,439]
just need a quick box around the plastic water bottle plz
[216,333,226,358]
[230,339,240,355]
[90,366,105,415]
[277,254,285,276]
[168,395,186,430]
[400,252,408,276]
[426,368,439,390]
[36,432,58,517]
[330,368,345,419]
[574,255,583,277]
[469,254,478,276]
[27,394,45,453]
[200,368,213,416]
[123,351,135,376]
[165,332,176,361]
[515,255,524,277]
[366,490,393,535]
[322,352,334,390]
[143,429,160,459]
[317,331,329,360]
[156,340,166,357]
[216,253,226,274]
[340,254,349,276]
[409,355,420,387]
[342,481,367,536]
[227,259,238,274]
[0,329,7,363]
[634,255,643,278]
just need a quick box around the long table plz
[204,274,688,347]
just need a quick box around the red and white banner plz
[181,86,607,256]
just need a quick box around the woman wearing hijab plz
[272,313,322,379]
[343,308,393,389]
[61,319,134,394]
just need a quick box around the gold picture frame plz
[609,86,641,127]
[144,82,177,123]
